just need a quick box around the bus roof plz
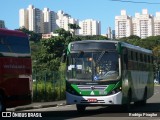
[69,40,152,54]
[0,28,27,37]
[120,41,152,54]
[70,40,119,44]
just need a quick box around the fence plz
[32,71,66,102]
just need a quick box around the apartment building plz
[133,9,153,38]
[115,9,160,39]
[43,8,57,33]
[79,19,101,35]
[115,10,132,38]
[20,5,101,35]
[56,10,79,34]
[0,20,5,28]
[19,5,43,33]
[154,12,160,36]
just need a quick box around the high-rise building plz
[50,11,57,33]
[115,9,159,39]
[154,12,160,36]
[43,8,57,33]
[115,10,132,39]
[0,20,5,28]
[79,19,101,35]
[19,5,43,33]
[133,9,153,38]
[56,10,79,34]
[107,27,112,39]
[19,5,101,35]
[43,8,51,33]
[19,9,28,29]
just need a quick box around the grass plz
[32,81,66,102]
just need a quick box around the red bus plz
[0,28,32,112]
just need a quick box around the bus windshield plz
[67,51,119,81]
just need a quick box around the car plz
[154,79,159,84]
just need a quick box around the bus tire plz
[76,104,86,113]
[0,95,6,112]
[140,88,147,106]
[134,88,147,106]
[123,89,132,111]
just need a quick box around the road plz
[20,86,160,119]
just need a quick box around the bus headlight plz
[108,87,122,95]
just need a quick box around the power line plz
[109,0,160,4]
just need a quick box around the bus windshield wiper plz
[96,50,108,64]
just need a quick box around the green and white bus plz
[63,40,154,112]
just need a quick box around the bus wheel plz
[141,88,147,105]
[134,88,147,106]
[123,90,132,111]
[0,95,6,112]
[76,104,86,113]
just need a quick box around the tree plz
[68,23,81,36]
[16,27,42,42]
[128,35,141,40]
[54,28,72,39]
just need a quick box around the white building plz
[56,10,79,34]
[0,20,5,28]
[19,5,101,35]
[43,8,57,33]
[43,8,51,33]
[79,19,101,35]
[19,9,28,29]
[154,12,160,36]
[115,9,156,39]
[19,5,43,33]
[133,9,153,39]
[115,10,132,39]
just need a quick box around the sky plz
[1,0,160,34]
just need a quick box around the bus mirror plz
[61,53,66,63]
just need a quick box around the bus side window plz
[148,55,150,63]
[123,49,128,64]
[123,48,128,70]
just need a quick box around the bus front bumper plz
[66,91,122,105]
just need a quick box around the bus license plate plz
[88,98,97,102]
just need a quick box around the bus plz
[63,40,154,112]
[0,28,32,112]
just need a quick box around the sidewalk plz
[7,100,66,111]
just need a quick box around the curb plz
[7,102,66,112]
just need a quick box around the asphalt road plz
[15,86,160,120]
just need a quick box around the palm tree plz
[68,23,81,36]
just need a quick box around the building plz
[19,5,101,35]
[79,19,101,35]
[154,12,160,36]
[43,8,51,33]
[107,27,112,39]
[43,8,57,33]
[106,27,116,40]
[115,10,132,39]
[115,9,160,39]
[0,20,5,28]
[132,9,153,39]
[19,9,28,29]
[19,5,43,33]
[56,10,79,34]
[42,32,58,39]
